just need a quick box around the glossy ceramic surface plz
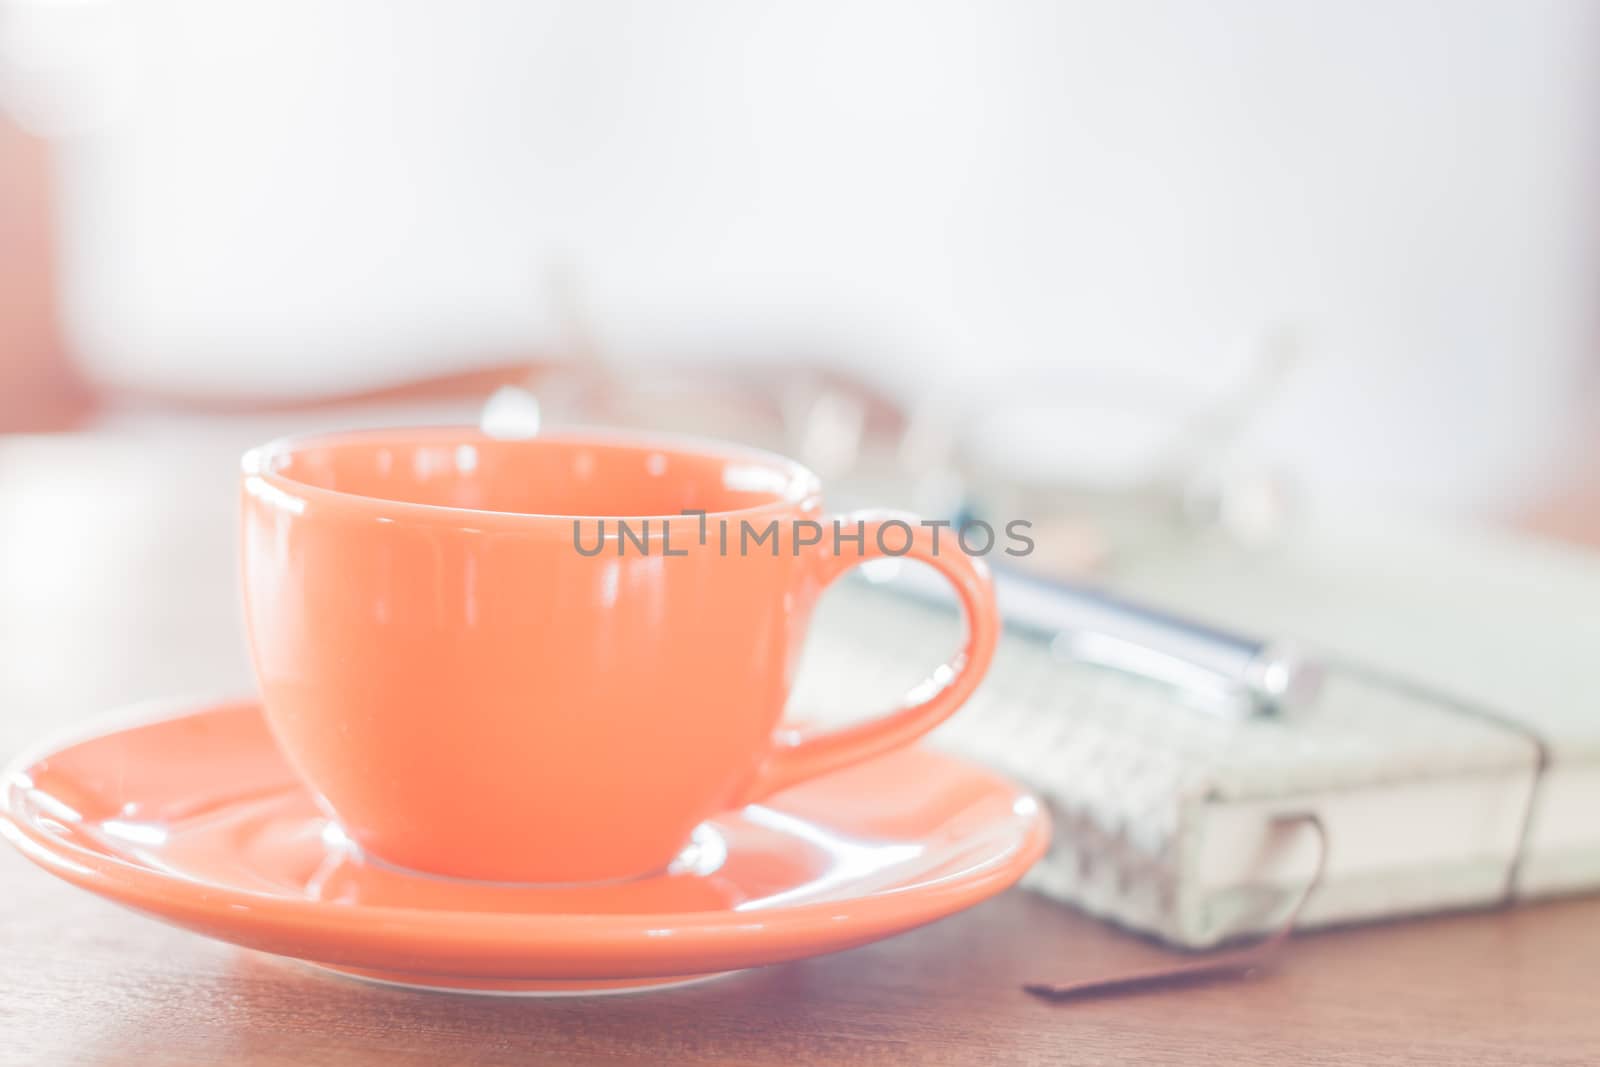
[240,429,1000,882]
[1,699,1049,992]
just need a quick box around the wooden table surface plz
[3,418,1598,1066]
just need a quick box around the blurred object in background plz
[476,306,1305,576]
[951,328,1306,574]
[3,0,1600,537]
[0,110,91,431]
[1518,409,1600,548]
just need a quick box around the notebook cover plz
[790,519,1600,948]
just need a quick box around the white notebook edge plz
[1020,757,1600,949]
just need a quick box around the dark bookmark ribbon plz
[1024,813,1326,1002]
[1026,660,1552,1002]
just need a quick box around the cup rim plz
[240,425,824,527]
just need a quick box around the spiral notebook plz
[788,524,1600,949]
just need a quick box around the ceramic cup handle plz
[738,511,1002,802]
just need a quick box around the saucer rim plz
[2,695,1051,979]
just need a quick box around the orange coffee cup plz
[240,428,999,883]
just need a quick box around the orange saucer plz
[2,699,1049,994]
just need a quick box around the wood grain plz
[6,849,1597,1067]
[3,421,1597,1066]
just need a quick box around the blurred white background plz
[5,0,1599,516]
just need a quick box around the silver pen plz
[874,562,1323,718]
